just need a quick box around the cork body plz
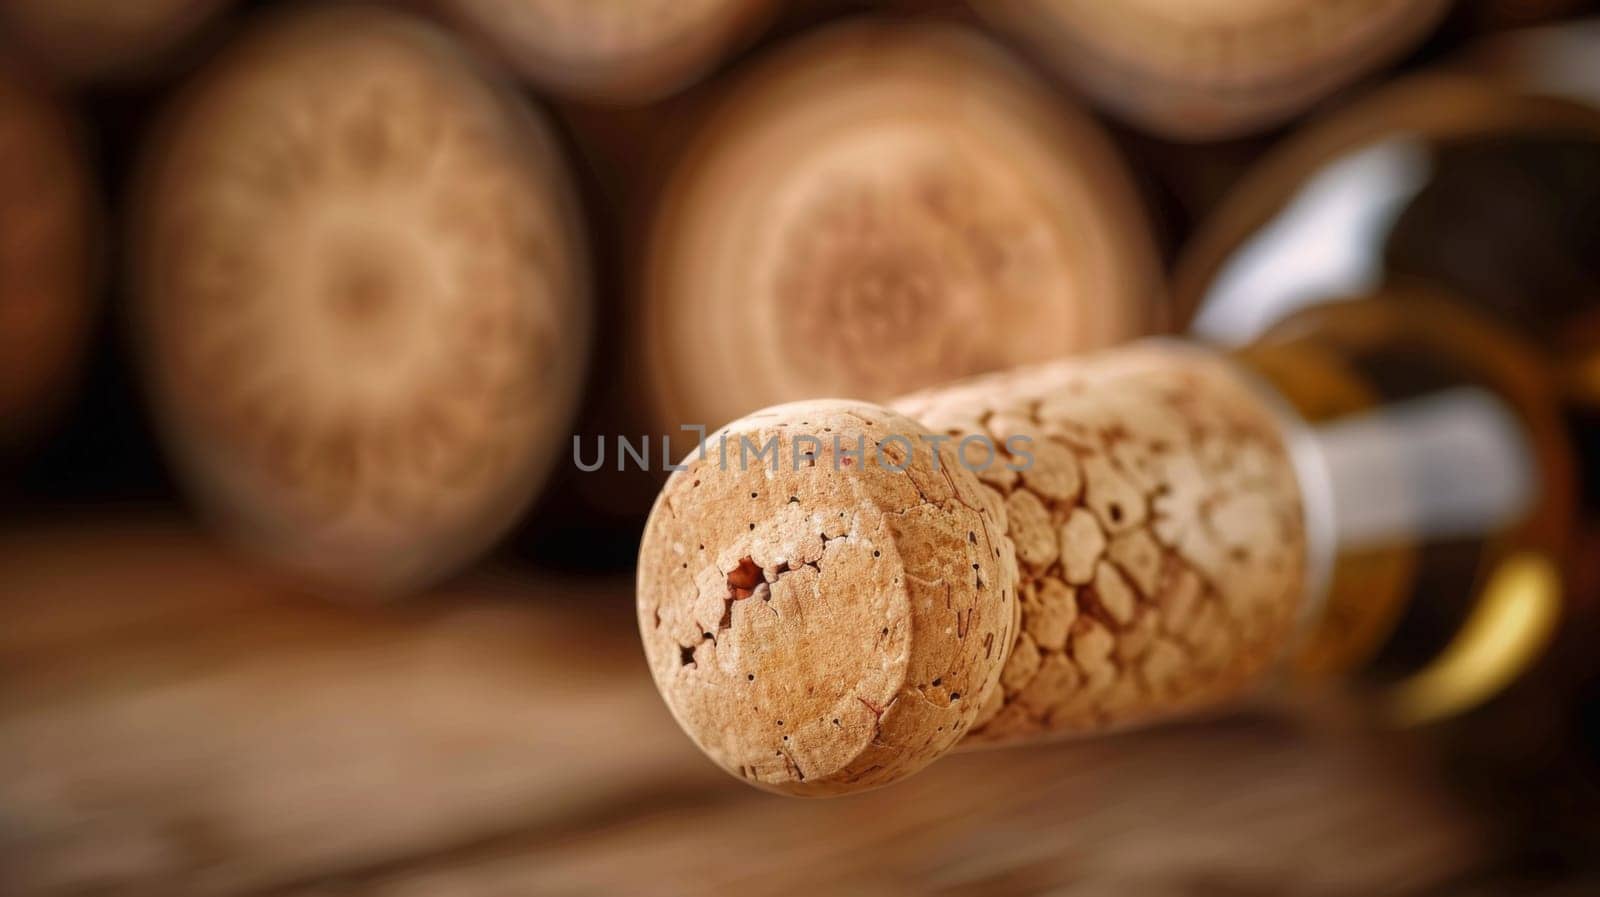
[134,6,589,594]
[639,346,1308,794]
[894,345,1307,743]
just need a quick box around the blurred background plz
[3,0,1600,894]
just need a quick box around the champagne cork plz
[0,0,231,80]
[0,65,93,453]
[638,346,1308,795]
[974,0,1450,140]
[134,6,589,594]
[642,21,1161,441]
[430,0,778,101]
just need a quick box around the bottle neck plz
[1232,287,1577,723]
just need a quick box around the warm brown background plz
[0,520,1559,896]
[4,1,1600,894]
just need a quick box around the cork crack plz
[778,746,807,782]
[727,556,763,600]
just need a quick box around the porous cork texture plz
[135,6,588,593]
[639,346,1307,793]
[644,21,1159,438]
[977,0,1450,140]
[894,345,1307,744]
[0,66,92,451]
[435,0,776,100]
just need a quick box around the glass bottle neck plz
[1231,289,1577,723]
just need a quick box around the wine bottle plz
[634,72,1600,802]
[1179,64,1600,856]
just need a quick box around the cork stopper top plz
[637,401,1019,795]
[644,20,1159,436]
[135,6,588,593]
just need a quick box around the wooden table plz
[0,518,1563,896]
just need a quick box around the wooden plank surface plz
[0,518,1503,896]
